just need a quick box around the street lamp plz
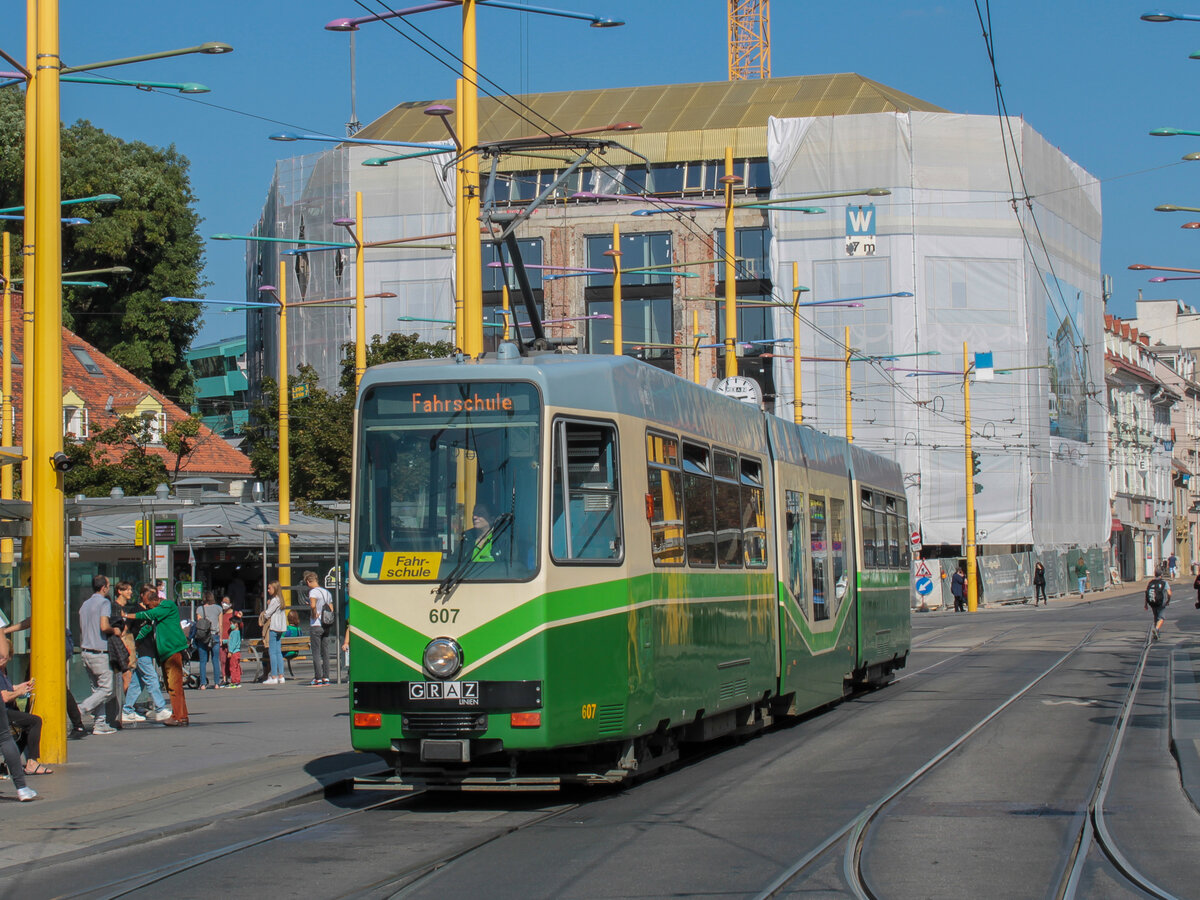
[269,131,450,151]
[1142,11,1200,22]
[0,71,210,92]
[324,1,623,31]
[23,28,231,764]
[327,1,623,357]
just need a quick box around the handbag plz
[107,633,130,672]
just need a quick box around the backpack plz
[1148,579,1167,606]
[193,614,214,645]
[317,588,335,627]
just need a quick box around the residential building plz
[1105,316,1177,580]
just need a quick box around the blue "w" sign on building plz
[845,204,876,257]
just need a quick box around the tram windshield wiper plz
[433,512,514,602]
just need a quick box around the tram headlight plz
[423,637,463,679]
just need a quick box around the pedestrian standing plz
[1033,562,1047,607]
[262,581,288,685]
[305,571,334,686]
[1169,553,1178,579]
[1146,568,1172,642]
[1074,556,1088,598]
[77,575,117,735]
[226,616,243,687]
[125,584,189,725]
[193,592,222,689]
[1194,569,1200,609]
[122,585,172,724]
[951,562,967,612]
[104,582,134,729]
[219,597,234,686]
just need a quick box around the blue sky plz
[13,1,1200,345]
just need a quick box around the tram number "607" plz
[581,703,598,720]
[428,608,460,624]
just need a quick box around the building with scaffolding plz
[245,74,1109,600]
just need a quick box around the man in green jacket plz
[123,585,189,726]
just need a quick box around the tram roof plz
[359,352,770,453]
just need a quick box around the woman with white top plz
[261,581,288,684]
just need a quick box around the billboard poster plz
[1044,273,1089,443]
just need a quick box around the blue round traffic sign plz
[915,577,934,596]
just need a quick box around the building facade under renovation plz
[244,74,1109,600]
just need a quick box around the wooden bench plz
[248,635,312,680]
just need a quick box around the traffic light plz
[974,483,984,494]
[971,450,982,476]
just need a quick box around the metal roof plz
[72,503,342,550]
[355,74,946,165]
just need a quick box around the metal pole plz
[30,0,67,764]
[354,191,365,389]
[844,325,853,443]
[792,261,802,425]
[454,78,465,347]
[277,260,291,595]
[964,342,979,612]
[610,223,622,357]
[333,516,341,685]
[2,232,13,570]
[723,146,738,377]
[461,3,484,358]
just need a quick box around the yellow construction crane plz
[728,0,770,80]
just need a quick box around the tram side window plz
[741,458,767,567]
[551,420,622,562]
[885,497,900,567]
[829,497,847,616]
[647,432,684,566]
[682,442,716,567]
[810,495,829,621]
[896,497,910,567]
[785,490,807,616]
[860,490,876,568]
[714,452,743,568]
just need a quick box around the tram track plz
[753,618,1175,899]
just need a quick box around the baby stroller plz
[180,631,201,690]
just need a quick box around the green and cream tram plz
[348,347,910,788]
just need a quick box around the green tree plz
[242,333,453,511]
[0,90,205,401]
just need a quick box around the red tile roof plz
[5,295,253,478]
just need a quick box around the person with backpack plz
[305,571,335,685]
[193,592,222,689]
[1145,567,1172,642]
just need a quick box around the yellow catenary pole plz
[354,191,366,389]
[454,78,465,347]
[692,309,700,384]
[277,260,291,594]
[964,342,978,612]
[21,0,36,508]
[30,0,66,763]
[723,146,738,377]
[844,325,853,443]
[610,223,622,356]
[501,284,510,342]
[460,4,483,358]
[792,261,802,425]
[2,232,13,568]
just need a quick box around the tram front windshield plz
[356,381,541,581]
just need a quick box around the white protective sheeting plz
[767,112,1107,550]
[251,145,455,395]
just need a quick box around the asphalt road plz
[21,589,1200,900]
